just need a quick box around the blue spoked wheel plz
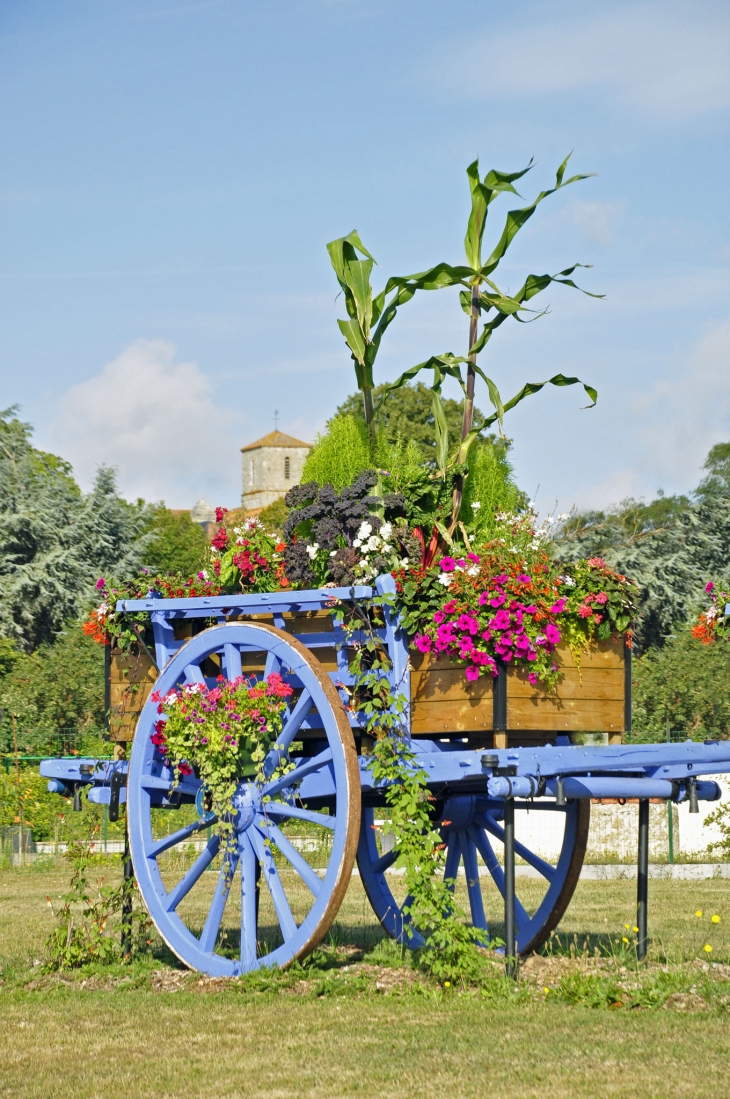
[128,622,360,976]
[358,793,589,955]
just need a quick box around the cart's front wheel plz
[358,794,589,955]
[128,622,360,976]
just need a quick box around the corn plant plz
[328,154,601,531]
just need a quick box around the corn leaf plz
[482,154,596,276]
[481,373,598,430]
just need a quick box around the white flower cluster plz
[352,520,410,581]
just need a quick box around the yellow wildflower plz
[622,936,629,944]
[695,910,703,918]
[632,926,639,933]
[711,915,721,924]
[704,944,713,953]
[443,981,450,987]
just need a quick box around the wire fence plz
[0,727,112,771]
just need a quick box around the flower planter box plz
[107,606,630,750]
[410,639,630,748]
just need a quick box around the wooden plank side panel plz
[507,697,625,732]
[507,640,625,733]
[508,667,624,700]
[411,698,493,735]
[410,650,493,706]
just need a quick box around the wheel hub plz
[233,782,260,832]
[440,795,477,832]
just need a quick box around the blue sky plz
[1,0,729,512]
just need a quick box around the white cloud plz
[635,318,730,482]
[49,339,242,508]
[565,200,622,247]
[445,3,730,120]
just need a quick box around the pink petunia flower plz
[467,553,481,563]
[415,634,433,653]
[442,600,457,614]
[528,672,538,686]
[550,597,567,614]
[491,609,511,631]
[433,611,445,624]
[95,577,105,590]
[544,622,561,645]
[517,573,531,584]
[439,557,457,572]
[465,665,480,682]
[706,581,715,594]
[490,592,507,608]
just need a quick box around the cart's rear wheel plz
[128,622,360,976]
[358,794,589,955]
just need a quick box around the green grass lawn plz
[1,863,730,1099]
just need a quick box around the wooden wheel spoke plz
[184,662,205,685]
[199,849,238,953]
[442,833,462,890]
[468,825,530,930]
[458,831,489,933]
[372,846,398,875]
[257,817,322,898]
[263,747,333,798]
[263,651,281,680]
[481,813,556,882]
[149,816,218,858]
[273,690,314,751]
[223,643,243,681]
[164,835,220,912]
[248,827,298,942]
[239,834,258,968]
[263,801,336,830]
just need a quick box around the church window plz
[284,456,291,480]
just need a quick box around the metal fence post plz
[504,795,516,978]
[664,720,677,866]
[637,798,649,960]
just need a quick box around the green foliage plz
[0,622,105,753]
[143,505,209,576]
[554,446,730,652]
[0,637,20,678]
[301,414,375,491]
[45,837,151,970]
[461,441,526,538]
[696,441,730,501]
[631,627,730,741]
[0,408,152,651]
[258,498,289,536]
[335,382,492,465]
[705,801,730,859]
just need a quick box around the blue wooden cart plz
[42,578,730,976]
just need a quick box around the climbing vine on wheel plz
[335,595,498,982]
